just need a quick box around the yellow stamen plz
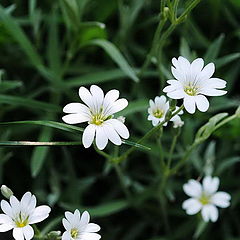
[153,109,164,118]
[199,194,210,205]
[71,228,79,239]
[184,85,198,96]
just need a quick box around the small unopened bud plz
[117,116,125,123]
[47,231,61,239]
[163,7,169,20]
[1,185,13,199]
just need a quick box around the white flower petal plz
[183,179,202,198]
[105,99,128,115]
[198,62,215,81]
[79,211,90,229]
[1,200,13,217]
[103,123,122,146]
[199,88,227,96]
[0,223,13,232]
[13,228,24,240]
[62,113,89,124]
[107,119,129,139]
[182,198,202,215]
[65,211,74,223]
[29,206,51,224]
[90,85,104,103]
[0,214,13,224]
[22,225,34,240]
[190,58,204,76]
[63,103,90,115]
[207,78,226,89]
[195,95,209,112]
[73,209,81,227]
[80,232,101,240]
[85,223,101,233]
[79,86,93,108]
[95,127,108,150]
[183,96,196,114]
[166,90,185,99]
[62,219,71,231]
[9,196,20,217]
[82,124,96,148]
[203,176,219,194]
[62,231,71,240]
[211,191,231,208]
[201,204,218,222]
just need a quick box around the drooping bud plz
[1,185,13,199]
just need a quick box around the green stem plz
[166,130,180,169]
[114,163,132,200]
[93,144,111,160]
[170,142,197,174]
[117,105,184,163]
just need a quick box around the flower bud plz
[47,231,61,239]
[1,185,13,199]
[169,99,177,111]
[117,116,126,123]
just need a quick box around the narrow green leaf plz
[0,5,42,68]
[204,34,225,63]
[0,141,82,146]
[89,39,139,82]
[47,9,61,75]
[122,140,151,151]
[0,121,83,133]
[31,128,52,177]
[0,94,60,112]
[215,53,240,68]
[0,80,22,92]
[216,157,240,175]
[65,69,157,87]
[60,199,129,217]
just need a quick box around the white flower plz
[0,192,51,240]
[163,56,227,114]
[62,210,101,240]
[147,96,183,127]
[172,115,184,128]
[182,176,231,222]
[62,85,130,150]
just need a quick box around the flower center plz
[199,193,210,205]
[71,228,79,239]
[15,214,29,228]
[153,109,164,118]
[184,85,198,96]
[91,114,105,125]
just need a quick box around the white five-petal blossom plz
[0,192,51,240]
[62,85,130,150]
[163,56,227,114]
[62,210,101,240]
[182,176,231,222]
[147,95,183,127]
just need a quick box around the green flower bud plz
[1,185,13,199]
[47,231,61,240]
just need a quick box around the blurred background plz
[0,0,240,239]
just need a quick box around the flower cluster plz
[0,192,51,240]
[0,190,100,240]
